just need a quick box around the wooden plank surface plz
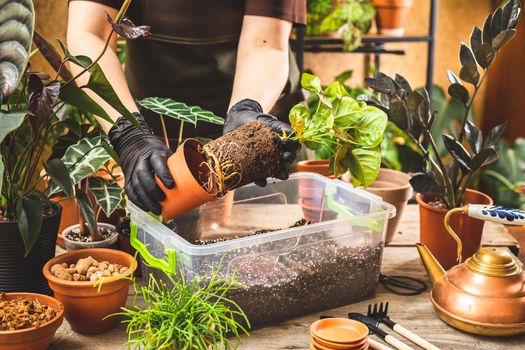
[50,204,524,350]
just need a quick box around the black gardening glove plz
[108,113,174,215]
[224,99,301,186]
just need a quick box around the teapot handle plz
[444,205,525,264]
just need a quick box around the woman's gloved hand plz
[108,113,174,215]
[224,99,301,185]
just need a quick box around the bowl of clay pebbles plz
[0,292,64,350]
[43,248,136,334]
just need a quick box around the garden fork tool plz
[368,302,440,350]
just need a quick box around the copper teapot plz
[416,205,525,336]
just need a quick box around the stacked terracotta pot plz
[310,318,369,350]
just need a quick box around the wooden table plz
[50,205,523,350]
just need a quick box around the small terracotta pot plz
[0,293,64,350]
[157,139,217,220]
[372,0,413,36]
[346,169,412,244]
[43,248,136,334]
[416,189,493,270]
[62,223,118,251]
[297,160,331,176]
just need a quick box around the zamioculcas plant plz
[363,0,522,209]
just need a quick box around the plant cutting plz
[0,292,64,350]
[43,248,136,334]
[117,251,249,350]
[363,0,522,268]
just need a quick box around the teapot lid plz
[466,247,522,277]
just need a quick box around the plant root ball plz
[204,121,282,195]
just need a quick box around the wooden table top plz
[50,205,524,350]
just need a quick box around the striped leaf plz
[0,0,35,100]
[88,177,124,217]
[138,97,224,126]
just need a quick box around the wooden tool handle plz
[393,324,441,350]
[385,335,416,350]
[369,338,395,350]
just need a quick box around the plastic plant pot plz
[62,223,118,251]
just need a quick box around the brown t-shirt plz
[72,0,306,44]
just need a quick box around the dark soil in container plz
[65,226,116,243]
[203,121,282,195]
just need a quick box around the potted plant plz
[363,0,522,268]
[372,0,413,36]
[43,248,136,334]
[0,292,64,350]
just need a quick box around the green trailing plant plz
[363,0,521,208]
[0,0,143,254]
[289,73,388,187]
[118,252,249,350]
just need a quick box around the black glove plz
[224,99,301,186]
[108,113,174,215]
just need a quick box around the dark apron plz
[124,0,303,140]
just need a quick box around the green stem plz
[178,121,185,146]
[115,0,133,23]
[481,169,517,191]
[159,114,170,148]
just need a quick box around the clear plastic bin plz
[129,173,395,327]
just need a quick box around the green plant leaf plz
[301,73,322,93]
[138,97,224,126]
[351,106,387,147]
[442,134,472,172]
[0,155,4,194]
[0,0,34,100]
[348,147,381,187]
[88,177,124,217]
[474,43,495,69]
[59,84,115,125]
[45,158,73,197]
[16,194,43,256]
[32,32,73,81]
[0,110,26,143]
[289,103,308,137]
[76,190,96,235]
[324,81,349,99]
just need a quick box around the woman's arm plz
[228,15,292,112]
[67,1,139,133]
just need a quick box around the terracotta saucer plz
[311,334,368,349]
[311,336,369,350]
[311,318,369,344]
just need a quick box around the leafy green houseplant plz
[363,0,522,269]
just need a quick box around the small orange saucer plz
[311,318,369,344]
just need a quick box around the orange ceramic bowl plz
[311,318,369,344]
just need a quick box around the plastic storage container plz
[129,173,395,327]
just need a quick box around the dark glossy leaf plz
[59,117,82,137]
[491,7,503,39]
[57,40,92,69]
[492,29,517,50]
[59,84,114,125]
[77,191,97,235]
[428,110,438,128]
[459,63,480,86]
[365,72,396,94]
[470,147,498,170]
[356,94,388,112]
[394,74,412,93]
[87,63,139,129]
[32,32,73,81]
[482,13,493,44]
[45,158,73,197]
[446,70,462,85]
[442,134,472,172]
[459,43,477,68]
[470,26,483,54]
[465,120,483,153]
[409,172,442,195]
[506,0,522,29]
[16,194,43,256]
[448,83,469,104]
[484,121,507,147]
[475,43,495,69]
[28,74,60,127]
[389,98,409,131]
[0,156,4,193]
[106,14,151,40]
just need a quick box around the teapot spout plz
[416,243,446,286]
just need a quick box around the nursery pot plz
[416,189,493,270]
[372,0,413,36]
[343,169,412,244]
[0,292,64,350]
[158,139,217,220]
[0,204,61,295]
[296,160,332,222]
[43,248,136,334]
[62,223,118,251]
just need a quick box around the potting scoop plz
[417,205,525,337]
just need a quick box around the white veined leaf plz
[138,97,224,126]
[88,177,124,217]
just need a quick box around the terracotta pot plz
[416,189,493,270]
[360,169,412,244]
[372,0,413,36]
[158,139,217,220]
[0,293,64,350]
[62,223,118,251]
[297,160,331,176]
[43,248,136,334]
